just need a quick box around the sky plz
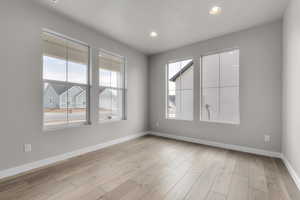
[43,56,87,84]
[168,59,192,93]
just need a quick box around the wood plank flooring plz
[0,135,299,200]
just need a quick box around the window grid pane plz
[167,59,193,120]
[99,88,123,121]
[98,51,125,122]
[43,82,68,126]
[67,86,87,124]
[201,49,240,124]
[42,31,89,128]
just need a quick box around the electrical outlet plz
[264,135,271,143]
[24,144,32,153]
[156,121,159,127]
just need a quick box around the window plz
[42,31,90,129]
[166,59,194,120]
[200,49,240,124]
[98,51,126,122]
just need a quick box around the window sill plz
[165,118,193,122]
[165,118,239,125]
[43,122,90,132]
[200,120,240,125]
[99,118,125,124]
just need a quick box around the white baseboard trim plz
[0,132,147,180]
[150,132,282,158]
[281,154,300,191]
[150,132,300,191]
[2,131,299,192]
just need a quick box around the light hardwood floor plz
[0,135,299,200]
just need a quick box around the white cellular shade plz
[98,52,124,88]
[99,52,123,72]
[42,32,88,65]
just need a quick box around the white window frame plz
[98,49,127,123]
[165,58,194,121]
[42,30,91,131]
[200,48,240,125]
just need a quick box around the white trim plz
[0,132,147,180]
[199,119,240,125]
[2,130,299,193]
[43,29,89,47]
[150,132,281,158]
[98,118,124,124]
[151,132,300,191]
[281,154,300,191]
[43,121,89,132]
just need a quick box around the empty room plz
[1,0,300,199]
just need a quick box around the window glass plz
[98,51,125,122]
[166,59,193,120]
[202,54,219,88]
[42,32,90,129]
[43,56,67,81]
[68,61,88,84]
[201,49,240,124]
[43,82,68,127]
[67,86,87,123]
[67,42,88,84]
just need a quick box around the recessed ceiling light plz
[209,6,222,15]
[150,31,158,38]
[52,0,59,4]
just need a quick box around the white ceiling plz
[33,0,289,55]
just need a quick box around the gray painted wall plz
[149,21,282,153]
[0,0,148,171]
[0,0,286,173]
[282,0,300,178]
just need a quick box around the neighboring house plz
[59,86,86,109]
[43,83,60,109]
[99,88,121,111]
[169,61,193,120]
[44,83,119,116]
[99,88,113,111]
[44,84,86,109]
[99,87,123,120]
[75,90,87,108]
